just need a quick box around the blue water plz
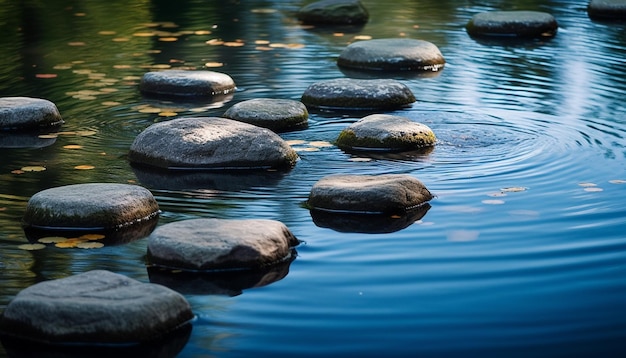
[1,0,625,357]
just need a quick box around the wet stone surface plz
[297,0,369,25]
[139,70,236,97]
[147,218,300,271]
[587,0,626,20]
[22,183,160,230]
[301,78,416,110]
[0,97,64,131]
[336,114,436,152]
[337,38,445,72]
[222,98,308,132]
[128,117,299,170]
[466,11,558,37]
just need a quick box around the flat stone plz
[147,218,300,271]
[128,117,298,170]
[22,183,160,230]
[466,11,558,38]
[222,98,308,132]
[336,114,436,151]
[337,38,445,72]
[297,0,369,25]
[588,0,626,20]
[0,97,64,131]
[140,70,236,97]
[0,270,193,344]
[301,78,415,110]
[308,174,433,214]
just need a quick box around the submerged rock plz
[297,0,369,25]
[301,78,415,110]
[466,11,558,38]
[308,174,433,214]
[336,114,436,152]
[588,0,626,20]
[0,270,193,344]
[129,117,298,170]
[147,218,300,271]
[140,70,236,97]
[222,98,308,132]
[0,97,63,131]
[337,38,445,72]
[22,183,159,231]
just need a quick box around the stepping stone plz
[297,0,369,25]
[336,114,436,151]
[337,38,445,72]
[139,70,236,97]
[308,174,433,214]
[147,218,300,271]
[466,11,558,38]
[22,183,160,231]
[129,117,298,170]
[0,97,63,131]
[0,270,193,344]
[222,98,308,132]
[301,78,415,110]
[588,0,626,20]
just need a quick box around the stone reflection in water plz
[310,203,431,234]
[0,132,57,149]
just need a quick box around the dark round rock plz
[128,117,298,170]
[301,78,416,110]
[588,0,626,20]
[0,270,193,344]
[337,38,445,72]
[222,98,308,132]
[147,218,300,271]
[0,97,64,131]
[22,183,160,230]
[139,70,236,97]
[466,11,558,38]
[308,174,433,214]
[336,114,436,151]
[297,0,369,25]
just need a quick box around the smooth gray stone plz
[337,114,436,151]
[0,97,63,131]
[22,183,160,230]
[0,270,193,344]
[129,117,298,170]
[466,11,558,37]
[222,98,308,132]
[297,0,369,25]
[337,38,445,72]
[301,78,415,110]
[308,174,433,214]
[147,218,299,271]
[140,70,236,97]
[588,0,626,20]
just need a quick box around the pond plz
[1,0,625,357]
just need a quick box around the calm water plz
[1,0,625,357]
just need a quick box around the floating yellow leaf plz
[74,12,86,17]
[102,101,121,106]
[113,64,132,69]
[390,214,402,219]
[133,32,155,37]
[21,166,46,172]
[55,241,78,248]
[138,107,163,114]
[295,147,319,152]
[63,144,82,149]
[11,170,24,174]
[255,46,273,51]
[123,76,142,81]
[74,165,95,170]
[38,236,68,244]
[38,134,58,139]
[354,35,372,40]
[68,42,86,46]
[194,30,212,35]
[18,243,46,251]
[348,157,372,162]
[482,199,505,205]
[99,88,119,93]
[159,111,177,117]
[206,39,224,45]
[286,140,306,145]
[224,41,244,47]
[35,73,58,79]
[151,64,172,69]
[158,37,178,42]
[333,32,344,37]
[56,131,77,136]
[112,37,130,42]
[286,43,305,49]
[79,233,106,240]
[76,130,97,136]
[309,141,333,147]
[255,40,270,45]
[205,62,224,68]
[251,8,277,13]
[76,242,104,249]
[98,30,116,35]
[501,187,528,192]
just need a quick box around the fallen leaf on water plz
[501,187,528,192]
[286,140,306,145]
[194,30,212,35]
[76,242,104,249]
[63,144,82,149]
[11,170,24,174]
[158,37,178,42]
[102,101,121,106]
[255,40,270,45]
[98,30,116,35]
[68,42,86,46]
[294,147,319,152]
[76,130,97,136]
[309,141,333,147]
[159,111,178,117]
[205,62,224,68]
[224,41,244,47]
[112,37,130,42]
[21,166,46,172]
[79,233,106,240]
[138,107,163,114]
[35,74,58,79]
[38,134,58,139]
[584,187,603,192]
[348,157,372,162]
[38,236,68,244]
[354,35,372,40]
[151,64,172,69]
[251,8,277,13]
[578,182,597,187]
[609,179,626,184]
[18,243,46,251]
[74,165,95,170]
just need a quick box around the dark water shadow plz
[339,66,443,80]
[131,164,288,191]
[310,203,431,234]
[147,251,296,296]
[139,92,235,112]
[340,145,435,160]
[0,321,191,358]
[468,33,556,47]
[0,132,57,149]
[22,215,159,246]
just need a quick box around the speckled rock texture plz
[0,97,64,131]
[140,70,236,97]
[588,0,626,20]
[223,98,308,132]
[297,0,369,25]
[466,11,558,37]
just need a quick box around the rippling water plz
[1,0,625,357]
